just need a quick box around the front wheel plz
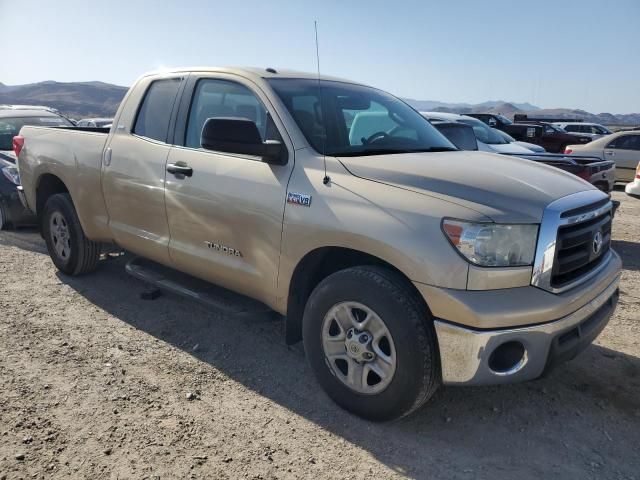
[302,266,440,421]
[42,193,101,275]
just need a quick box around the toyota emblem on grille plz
[593,230,604,255]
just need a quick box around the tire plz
[302,266,440,421]
[42,193,101,275]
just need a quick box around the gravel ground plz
[0,189,639,480]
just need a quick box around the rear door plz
[163,73,294,306]
[101,74,185,264]
[604,134,640,181]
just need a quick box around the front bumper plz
[433,274,620,385]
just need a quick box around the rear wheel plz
[303,266,440,421]
[42,193,101,275]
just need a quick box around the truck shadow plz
[0,228,47,254]
[55,254,640,479]
[612,240,640,271]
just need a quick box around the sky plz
[1,0,639,113]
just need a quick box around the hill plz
[0,81,128,119]
[404,99,640,126]
[1,80,638,126]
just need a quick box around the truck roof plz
[139,67,357,85]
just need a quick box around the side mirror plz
[434,122,478,151]
[200,117,287,165]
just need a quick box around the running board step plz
[125,257,271,315]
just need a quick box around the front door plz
[163,75,294,306]
[604,134,640,182]
[102,75,184,264]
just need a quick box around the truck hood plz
[338,151,593,223]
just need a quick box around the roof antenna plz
[315,20,330,186]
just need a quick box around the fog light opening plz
[489,341,527,375]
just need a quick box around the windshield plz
[0,115,73,150]
[458,117,508,145]
[267,79,456,156]
[94,120,112,128]
[496,114,512,125]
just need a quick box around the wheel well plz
[36,174,69,230]
[285,246,423,344]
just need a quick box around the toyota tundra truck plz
[16,68,621,421]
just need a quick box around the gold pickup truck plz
[16,68,621,420]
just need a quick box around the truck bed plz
[18,125,111,239]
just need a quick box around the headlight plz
[442,219,538,267]
[2,166,21,186]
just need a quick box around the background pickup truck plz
[17,67,621,421]
[467,113,594,153]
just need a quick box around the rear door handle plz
[167,163,193,177]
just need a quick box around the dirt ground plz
[1,189,639,480]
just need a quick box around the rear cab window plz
[133,78,183,142]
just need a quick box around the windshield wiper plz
[334,147,457,157]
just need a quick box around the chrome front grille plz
[532,191,613,294]
[552,211,611,287]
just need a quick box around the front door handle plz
[167,163,193,177]
[605,150,615,156]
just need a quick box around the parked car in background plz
[0,106,73,229]
[465,113,513,129]
[554,122,612,138]
[76,118,113,128]
[624,161,640,197]
[434,122,615,194]
[17,67,621,421]
[421,112,535,154]
[494,128,546,152]
[565,131,640,182]
[467,113,592,153]
[526,122,593,153]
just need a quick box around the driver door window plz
[185,79,278,149]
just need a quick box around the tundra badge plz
[205,241,242,257]
[287,192,312,207]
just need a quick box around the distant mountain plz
[1,80,638,126]
[403,98,540,112]
[404,99,640,126]
[0,81,128,118]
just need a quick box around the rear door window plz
[608,135,640,150]
[133,78,182,142]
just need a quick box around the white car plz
[554,122,612,139]
[421,112,536,154]
[565,130,640,182]
[625,162,640,197]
